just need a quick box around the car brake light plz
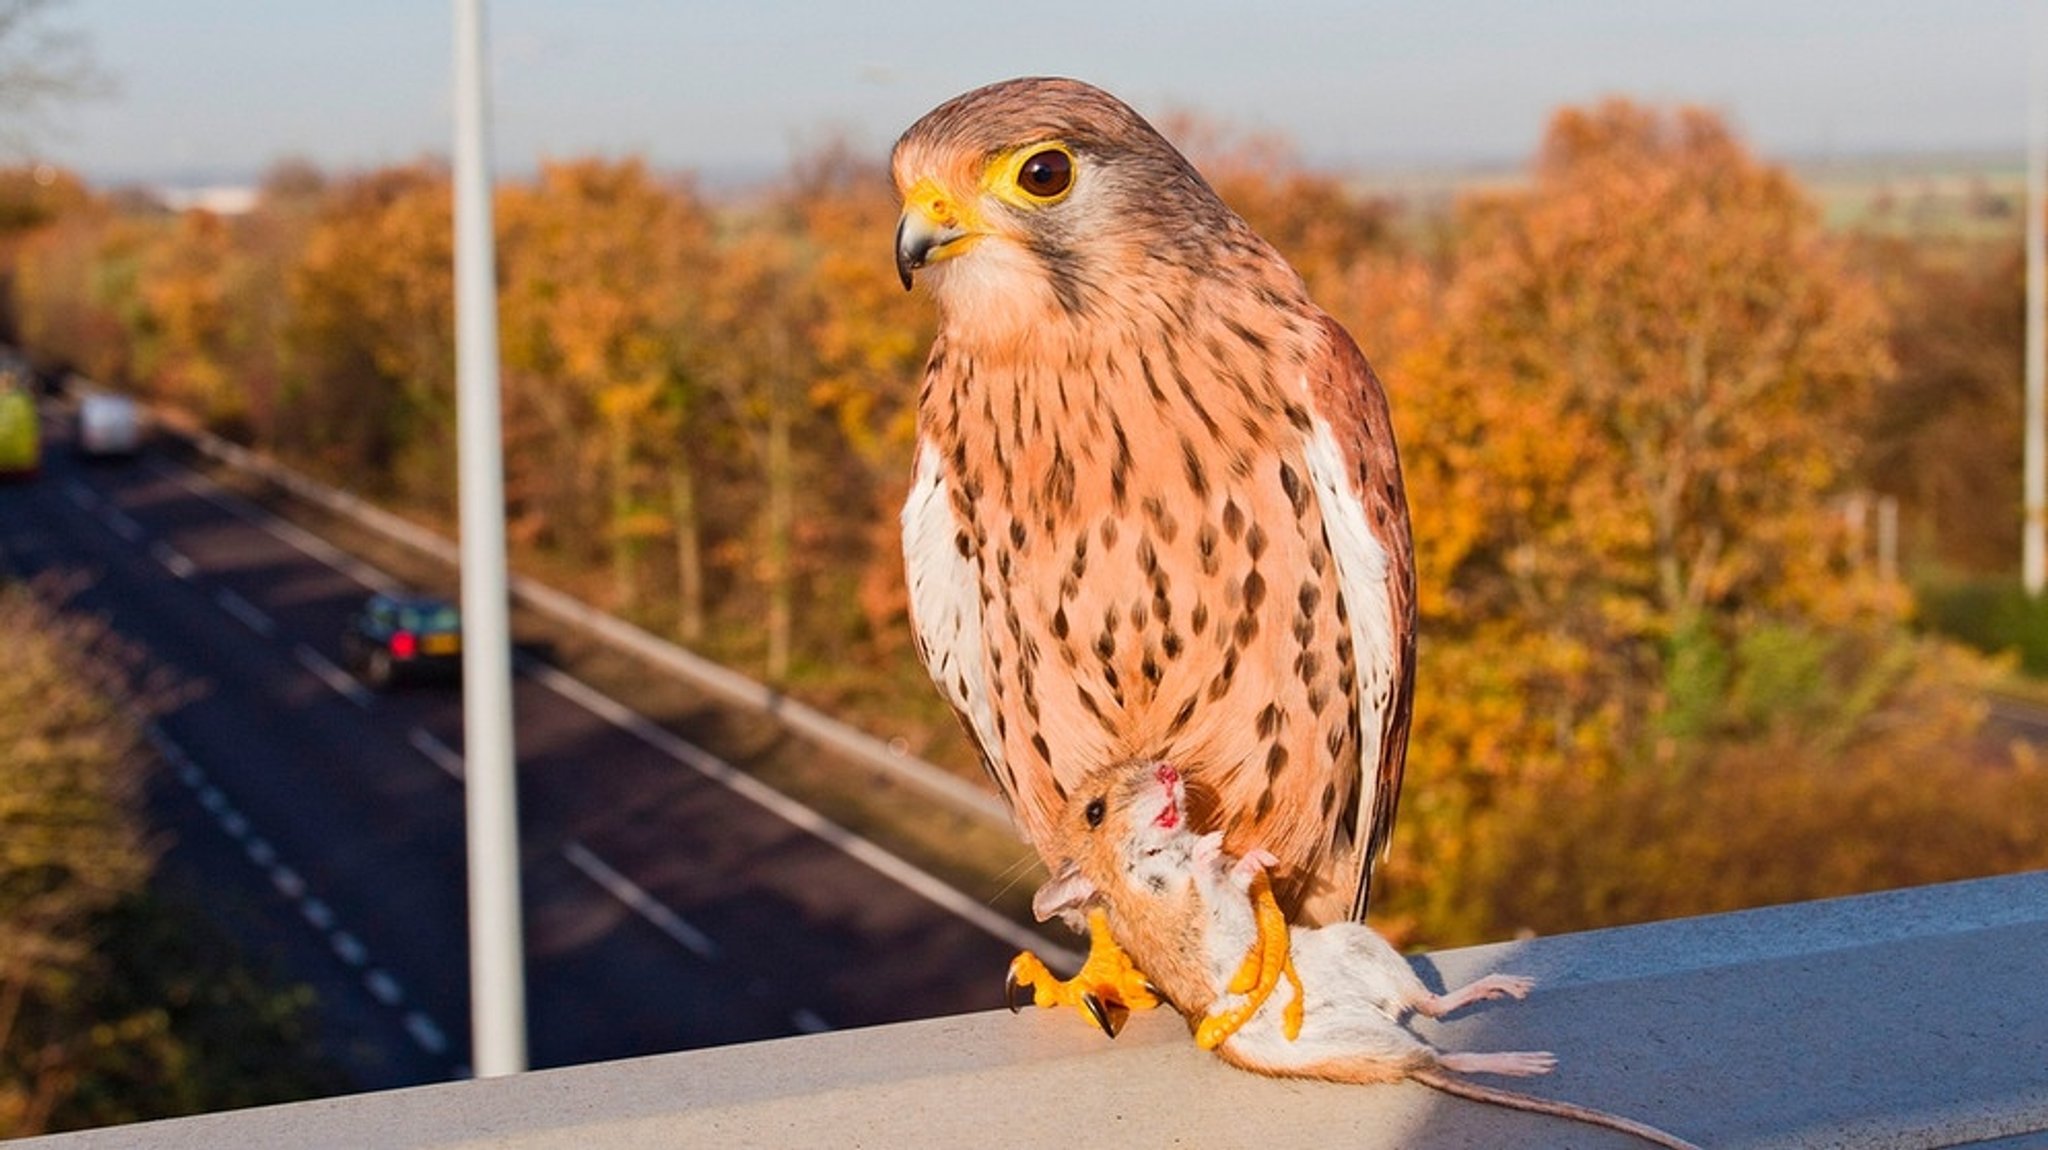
[391,631,417,659]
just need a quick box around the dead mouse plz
[1033,758,1702,1150]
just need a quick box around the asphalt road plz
[0,403,1032,1093]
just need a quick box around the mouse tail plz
[1410,1068,1702,1150]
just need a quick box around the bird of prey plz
[893,77,1415,1034]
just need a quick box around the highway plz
[0,402,1034,1091]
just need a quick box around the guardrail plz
[142,398,1011,829]
[19,867,2048,1149]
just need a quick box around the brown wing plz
[1303,313,1417,920]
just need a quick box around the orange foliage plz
[10,205,138,385]
[1163,115,1404,309]
[496,158,714,608]
[1364,101,1986,945]
[1461,636,2043,939]
[283,164,455,496]
[134,210,238,421]
[3,102,2036,948]
[1416,101,1897,636]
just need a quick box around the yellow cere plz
[984,141,1077,209]
[904,176,965,228]
[902,174,984,260]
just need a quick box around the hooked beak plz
[895,209,968,290]
[895,177,973,290]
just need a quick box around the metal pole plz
[2027,0,2047,595]
[453,0,527,1076]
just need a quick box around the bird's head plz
[891,77,1245,333]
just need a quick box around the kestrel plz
[894,77,1415,1033]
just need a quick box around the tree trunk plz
[671,462,704,644]
[0,962,24,1062]
[764,366,794,682]
[609,422,638,610]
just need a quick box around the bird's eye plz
[1016,149,1073,200]
[1085,797,1107,828]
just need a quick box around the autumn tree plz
[497,158,716,622]
[1852,234,2023,574]
[207,162,331,444]
[0,588,149,1134]
[696,199,811,681]
[783,145,933,682]
[1395,100,1896,764]
[0,586,337,1135]
[9,201,140,383]
[128,209,244,425]
[1167,118,1402,307]
[1430,101,1891,635]
[4,111,2039,952]
[282,164,455,502]
[675,145,896,681]
[1370,101,2020,944]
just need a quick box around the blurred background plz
[3,0,2045,1135]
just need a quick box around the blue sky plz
[46,1,2036,186]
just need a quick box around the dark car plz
[343,592,463,688]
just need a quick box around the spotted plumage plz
[895,77,1415,925]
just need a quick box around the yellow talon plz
[1197,870,1303,1049]
[1005,908,1159,1037]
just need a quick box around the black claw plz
[1005,970,1029,1014]
[1082,992,1129,1038]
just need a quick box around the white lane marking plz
[144,724,460,1074]
[144,724,178,758]
[408,727,465,780]
[530,662,1078,966]
[146,446,1069,963]
[146,725,205,788]
[271,866,306,900]
[149,540,197,579]
[561,839,720,961]
[331,931,367,967]
[105,508,144,542]
[260,512,404,596]
[302,898,336,931]
[213,588,276,637]
[63,479,95,509]
[791,1009,831,1034]
[146,458,401,595]
[364,969,404,1006]
[404,1012,448,1055]
[294,644,373,709]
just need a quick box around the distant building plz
[153,184,260,215]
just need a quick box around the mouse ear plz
[1031,860,1098,922]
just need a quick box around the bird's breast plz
[926,333,1362,869]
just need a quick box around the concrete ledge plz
[24,869,2048,1149]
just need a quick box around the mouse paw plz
[1232,847,1279,880]
[1419,973,1536,1017]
